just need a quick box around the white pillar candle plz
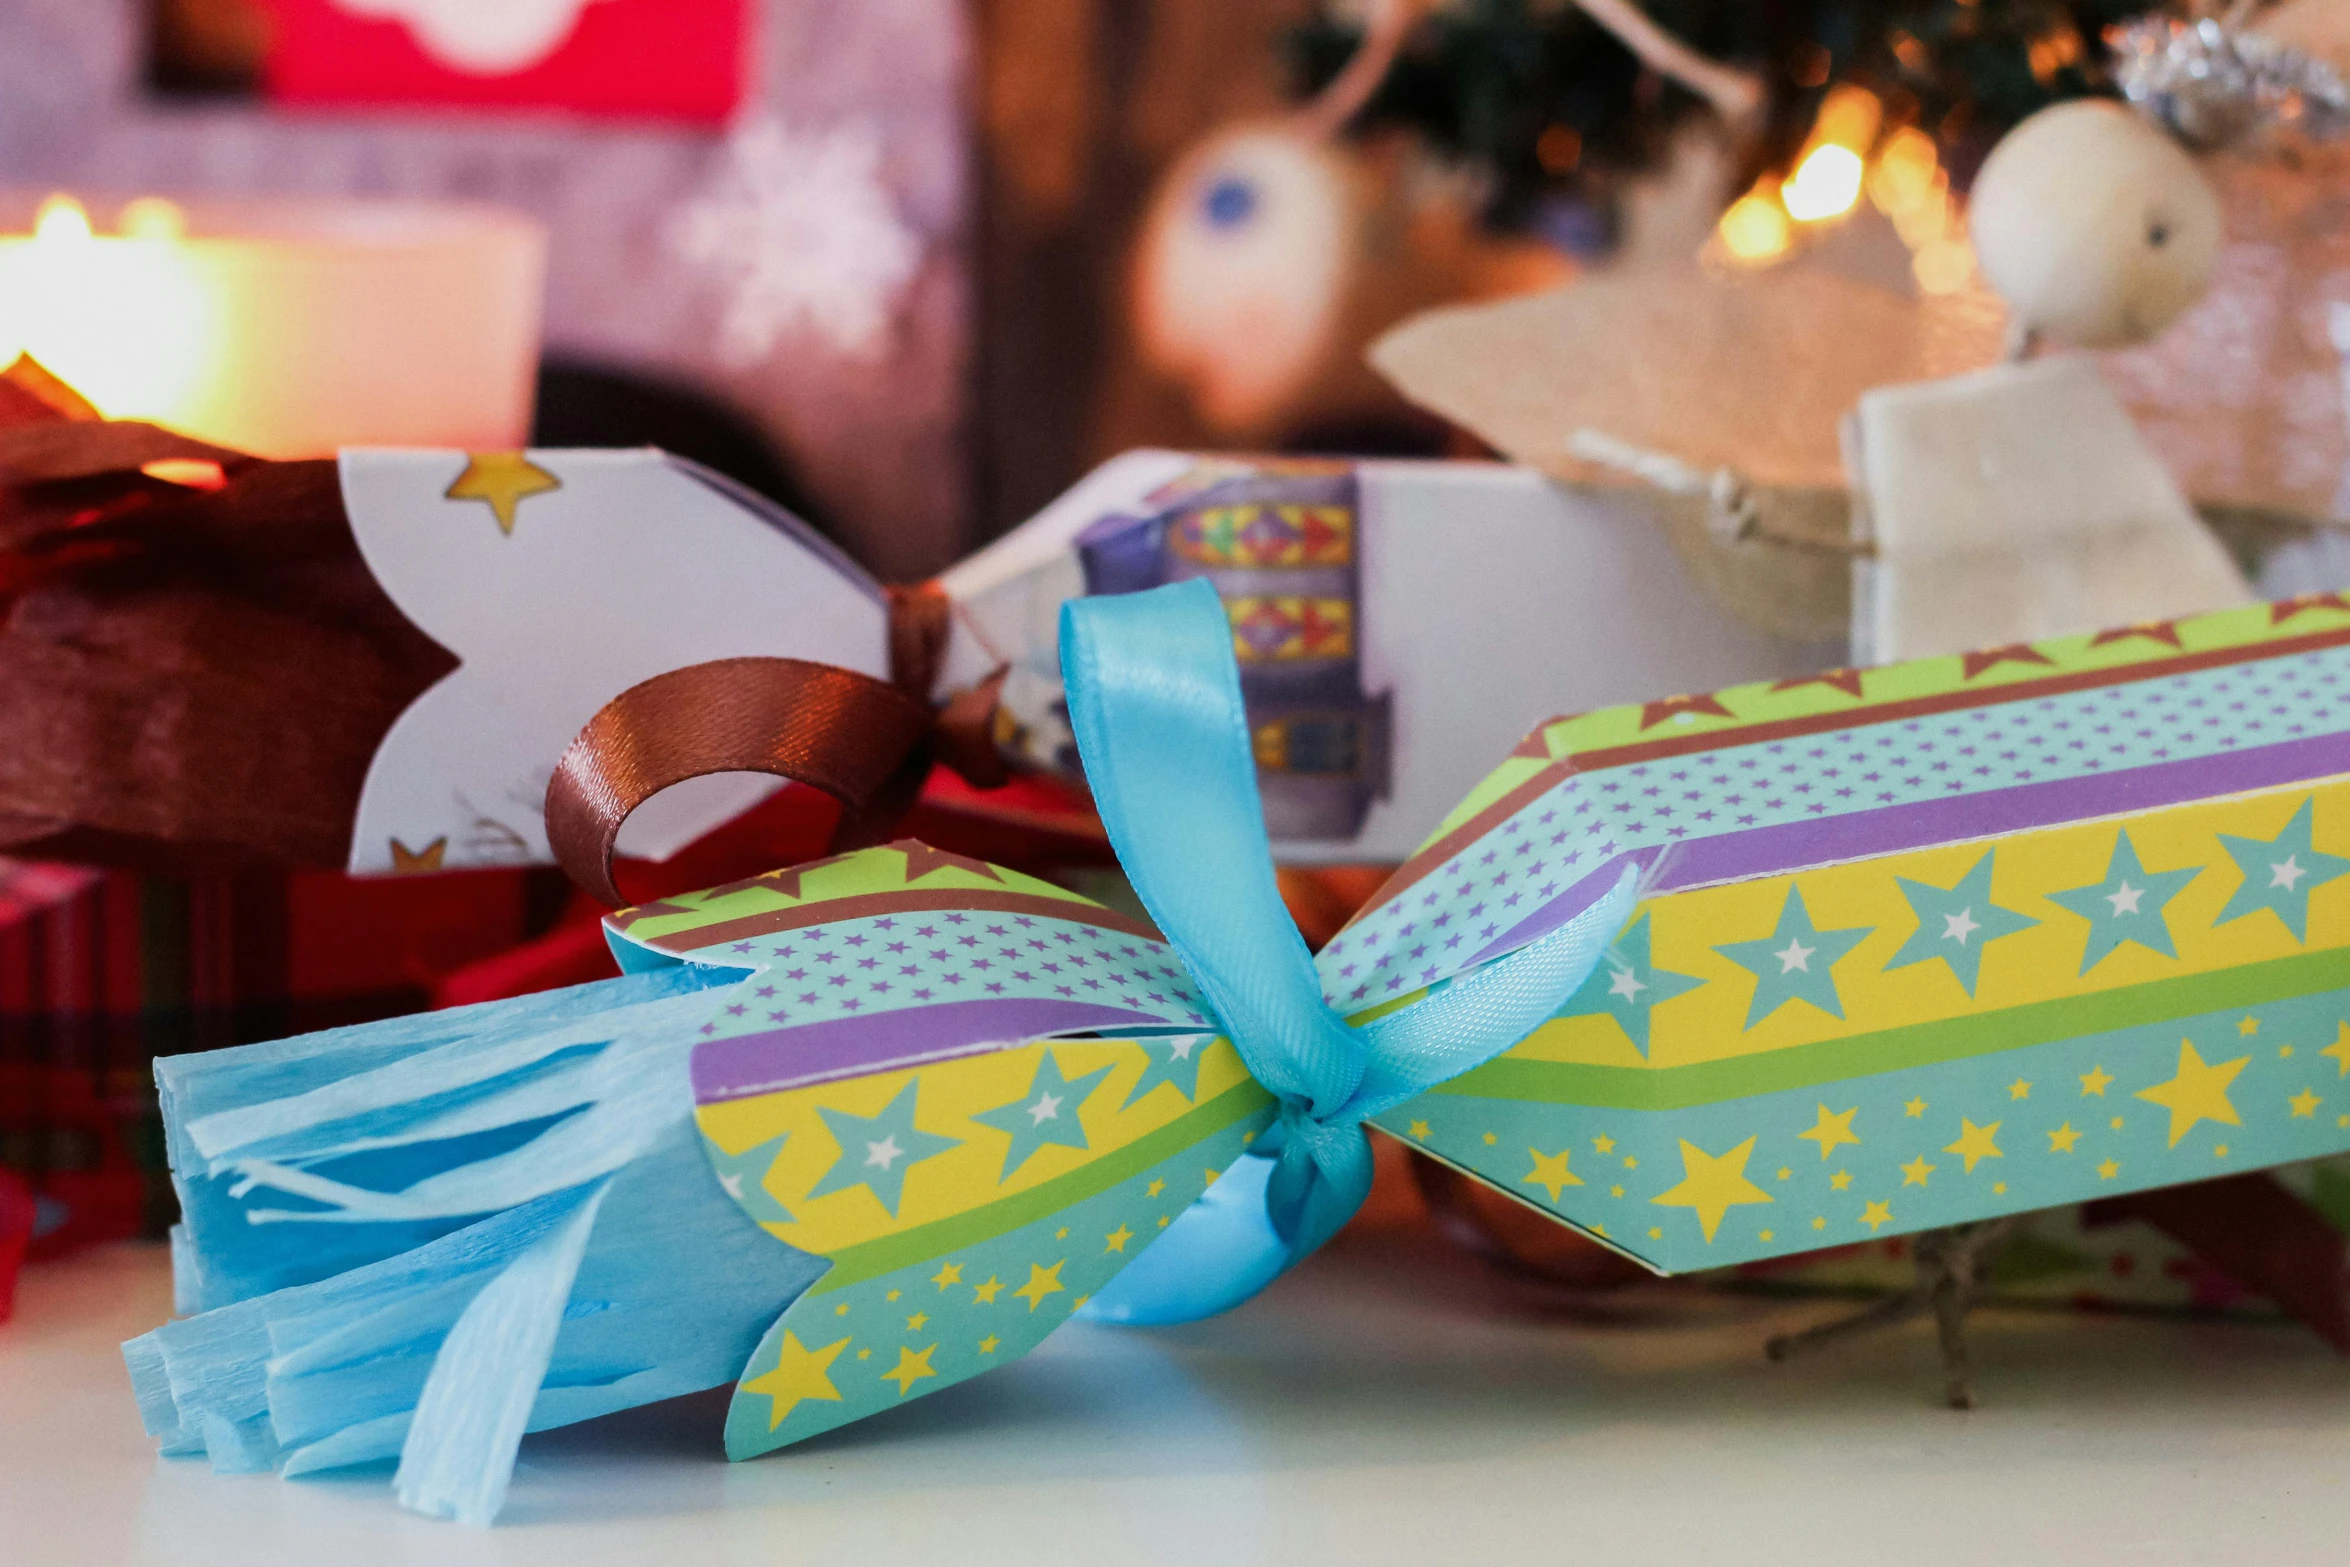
[0,193,545,457]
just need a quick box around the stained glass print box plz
[1363,598,2350,1272]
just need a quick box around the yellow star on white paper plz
[444,451,560,534]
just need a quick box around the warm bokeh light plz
[1811,85,1883,156]
[1717,191,1793,263]
[120,197,189,242]
[1912,236,1976,294]
[0,196,218,426]
[1781,144,1866,222]
[1710,83,1984,299]
[1867,126,1941,214]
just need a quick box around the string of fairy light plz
[1711,83,1977,293]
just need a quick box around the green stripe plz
[1441,945,2350,1110]
[812,1081,1278,1292]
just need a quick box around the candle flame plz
[34,194,92,245]
[0,194,217,426]
[121,198,189,243]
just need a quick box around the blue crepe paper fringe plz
[123,968,825,1524]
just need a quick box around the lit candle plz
[0,193,545,457]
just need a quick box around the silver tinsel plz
[2110,14,2350,149]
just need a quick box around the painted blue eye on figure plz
[1201,174,1259,230]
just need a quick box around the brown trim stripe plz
[634,889,1163,956]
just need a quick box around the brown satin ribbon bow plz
[545,582,1008,906]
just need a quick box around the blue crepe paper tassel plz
[395,1180,607,1524]
[124,968,826,1522]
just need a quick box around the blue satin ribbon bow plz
[1061,579,1637,1324]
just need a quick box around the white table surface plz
[7,1232,2349,1566]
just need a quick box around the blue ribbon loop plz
[1062,580,1636,1324]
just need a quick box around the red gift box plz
[0,858,554,1255]
[259,0,752,124]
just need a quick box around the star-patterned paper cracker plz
[591,842,1294,1457]
[1341,598,2350,1276]
[722,1110,1269,1455]
[561,598,2350,1454]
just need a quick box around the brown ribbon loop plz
[545,583,1012,907]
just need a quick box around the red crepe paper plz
[0,365,455,872]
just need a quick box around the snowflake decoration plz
[671,118,926,365]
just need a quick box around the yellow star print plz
[2291,1089,2323,1119]
[1146,1178,1167,1197]
[389,837,448,875]
[931,1262,962,1289]
[444,451,560,534]
[2081,1066,2114,1097]
[740,1332,848,1429]
[1104,1225,1135,1253]
[2135,1040,2249,1148]
[2009,1080,2032,1100]
[1650,1137,1773,1243]
[1944,1119,2003,1173]
[1904,1097,1927,1118]
[1594,1135,1617,1154]
[2047,1122,2083,1153]
[881,1345,937,1396]
[1408,1120,1431,1140]
[1797,1104,1862,1161]
[2323,1022,2350,1078]
[1829,1170,1853,1191]
[2097,1158,2121,1180]
[1013,1261,1066,1311]
[972,1276,1004,1304]
[1525,1147,1583,1202]
[979,1335,1000,1354]
[1859,1200,1893,1232]
[1899,1156,1936,1187]
[2239,1016,2261,1036]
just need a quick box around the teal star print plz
[1884,852,2039,997]
[809,1079,961,1218]
[2047,830,2200,974]
[2215,798,2348,942]
[1713,887,1874,1029]
[1119,1033,1216,1110]
[1556,911,1704,1056]
[707,1133,794,1225]
[975,1049,1114,1180]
